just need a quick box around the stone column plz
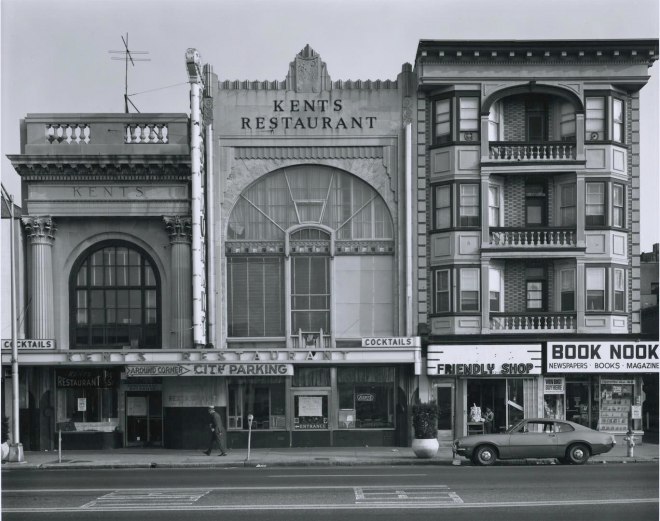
[22,217,56,339]
[164,216,192,349]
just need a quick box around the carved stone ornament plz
[286,44,331,93]
[163,215,192,243]
[22,216,56,243]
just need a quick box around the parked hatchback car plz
[453,418,616,466]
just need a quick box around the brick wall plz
[503,98,526,141]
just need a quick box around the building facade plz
[414,40,659,444]
[2,39,658,452]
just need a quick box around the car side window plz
[554,422,575,433]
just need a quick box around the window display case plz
[597,379,633,433]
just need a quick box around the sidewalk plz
[2,442,658,471]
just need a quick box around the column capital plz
[163,215,192,244]
[22,216,56,244]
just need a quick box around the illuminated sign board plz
[545,342,659,373]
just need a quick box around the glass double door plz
[125,391,162,446]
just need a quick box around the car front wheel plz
[472,445,497,466]
[566,443,590,465]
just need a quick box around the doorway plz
[125,391,162,447]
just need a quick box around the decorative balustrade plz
[291,329,331,349]
[489,228,576,247]
[125,123,169,144]
[488,142,576,161]
[490,313,576,333]
[45,123,91,144]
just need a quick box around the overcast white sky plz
[1,0,658,249]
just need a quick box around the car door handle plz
[548,434,556,437]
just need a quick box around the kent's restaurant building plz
[2,47,422,450]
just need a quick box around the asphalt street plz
[2,464,658,521]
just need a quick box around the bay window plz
[434,185,451,229]
[459,268,480,312]
[613,184,624,228]
[459,184,480,227]
[434,99,451,144]
[586,182,606,226]
[432,183,481,229]
[586,268,606,311]
[613,268,625,312]
[586,97,605,141]
[612,98,624,143]
[459,97,479,141]
[434,269,451,313]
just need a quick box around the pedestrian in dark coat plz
[204,406,228,456]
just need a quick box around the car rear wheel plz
[472,445,497,466]
[566,443,590,465]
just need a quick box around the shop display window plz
[597,379,634,433]
[56,388,118,431]
[506,379,524,428]
[337,367,395,429]
[227,377,286,430]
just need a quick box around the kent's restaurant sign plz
[427,344,542,376]
[127,363,294,377]
[546,342,659,373]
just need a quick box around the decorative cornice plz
[217,79,398,91]
[163,215,192,243]
[22,216,56,242]
[10,161,190,181]
[234,146,384,160]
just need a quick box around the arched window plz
[71,242,160,349]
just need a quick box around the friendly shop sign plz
[546,342,659,373]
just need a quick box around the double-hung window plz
[612,98,624,143]
[459,97,479,141]
[586,182,606,226]
[586,97,605,141]
[559,102,576,140]
[488,185,501,227]
[586,267,606,311]
[489,268,502,312]
[434,99,451,144]
[459,184,479,227]
[434,185,451,229]
[434,270,451,313]
[613,184,625,228]
[560,269,576,312]
[459,268,480,312]
[613,268,626,312]
[559,184,577,227]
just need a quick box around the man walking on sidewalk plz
[204,406,228,456]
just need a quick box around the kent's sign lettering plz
[240,99,378,131]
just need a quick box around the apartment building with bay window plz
[414,40,659,444]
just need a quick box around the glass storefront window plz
[506,379,524,428]
[565,380,590,427]
[597,379,634,434]
[227,377,286,430]
[337,367,395,429]
[55,369,119,429]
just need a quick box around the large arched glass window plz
[71,242,160,348]
[226,165,394,339]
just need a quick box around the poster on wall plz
[543,377,565,394]
[298,396,322,417]
[77,398,87,412]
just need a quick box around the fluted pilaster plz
[164,216,193,348]
[22,216,56,338]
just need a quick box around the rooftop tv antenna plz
[109,33,150,113]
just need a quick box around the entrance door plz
[436,384,454,434]
[126,392,162,447]
[291,390,330,447]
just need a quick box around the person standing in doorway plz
[484,407,495,434]
[204,405,228,456]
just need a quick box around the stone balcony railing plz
[490,313,577,333]
[290,330,331,349]
[22,113,189,156]
[488,141,576,161]
[488,228,577,247]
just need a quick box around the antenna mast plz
[109,33,150,113]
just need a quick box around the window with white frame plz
[613,184,625,228]
[434,185,451,229]
[559,102,576,139]
[586,182,606,226]
[612,98,624,143]
[488,101,501,141]
[459,97,479,140]
[613,268,625,312]
[459,268,480,312]
[489,268,502,312]
[586,267,606,311]
[434,99,451,144]
[434,269,451,313]
[459,184,480,227]
[488,185,501,227]
[586,97,605,141]
[559,184,577,227]
[560,269,576,312]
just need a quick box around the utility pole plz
[109,33,150,113]
[1,184,24,462]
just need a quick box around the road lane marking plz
[354,485,463,505]
[268,473,428,478]
[80,489,209,510]
[3,497,658,513]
